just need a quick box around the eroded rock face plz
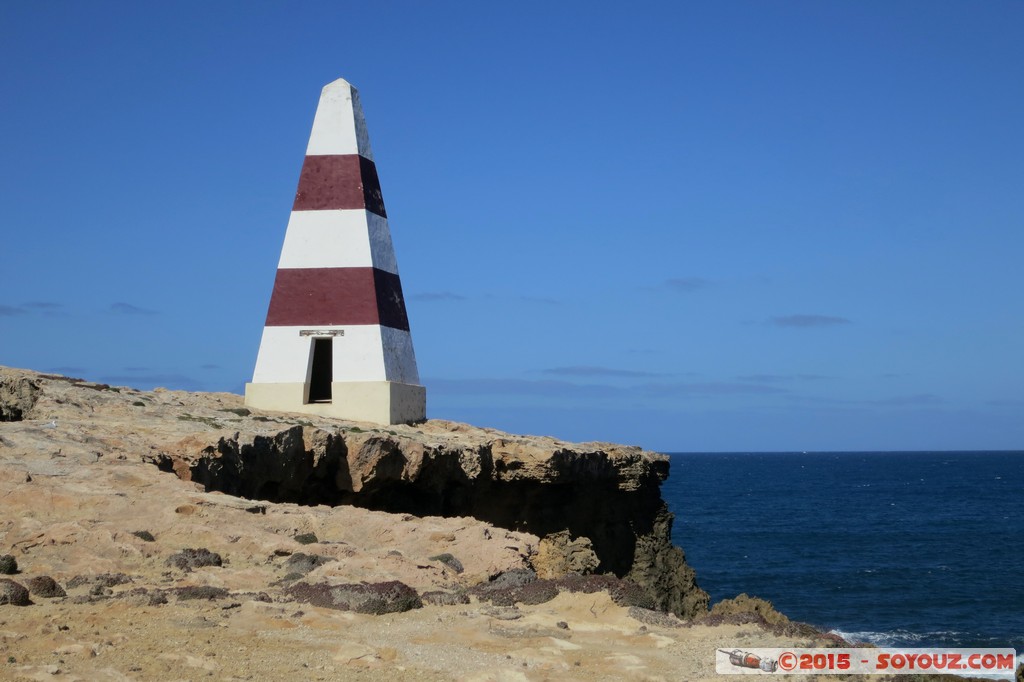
[180,426,709,618]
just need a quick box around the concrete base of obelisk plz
[244,381,426,425]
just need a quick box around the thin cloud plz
[770,314,851,328]
[666,277,710,292]
[543,365,659,378]
[641,381,788,396]
[870,393,943,406]
[427,377,624,399]
[410,291,468,302]
[110,302,158,315]
[0,302,65,317]
[737,373,830,383]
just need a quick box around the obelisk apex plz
[244,79,426,424]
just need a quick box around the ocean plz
[664,451,1024,652]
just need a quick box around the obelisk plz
[244,78,426,424]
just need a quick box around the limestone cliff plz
[0,366,708,618]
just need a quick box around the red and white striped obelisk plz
[245,78,426,424]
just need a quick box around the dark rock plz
[286,580,422,614]
[421,590,471,606]
[66,573,133,589]
[472,569,557,607]
[283,553,334,576]
[131,530,156,542]
[626,504,708,617]
[166,548,223,571]
[175,586,229,601]
[24,576,65,598]
[486,569,537,591]
[549,573,655,609]
[0,555,17,575]
[428,553,464,574]
[0,579,30,606]
[556,621,569,629]
[121,588,168,606]
[293,532,318,545]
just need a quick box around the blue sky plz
[2,1,1022,452]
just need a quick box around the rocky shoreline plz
[1,366,1005,681]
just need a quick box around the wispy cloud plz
[784,392,943,407]
[665,277,711,292]
[110,302,158,315]
[737,373,830,383]
[0,301,65,316]
[869,393,943,406]
[427,377,624,399]
[770,314,851,328]
[640,381,789,396]
[410,291,468,302]
[543,365,659,378]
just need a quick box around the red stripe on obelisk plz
[292,155,386,217]
[264,267,410,330]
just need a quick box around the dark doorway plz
[308,338,332,403]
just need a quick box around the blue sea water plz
[664,451,1024,651]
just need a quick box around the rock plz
[286,580,423,614]
[283,553,334,576]
[293,532,318,545]
[626,504,708,618]
[0,373,40,421]
[707,593,790,626]
[175,586,229,601]
[24,576,66,598]
[166,548,223,571]
[428,553,464,574]
[131,530,156,542]
[472,569,558,607]
[421,590,470,606]
[533,531,599,578]
[0,554,17,575]
[66,573,134,590]
[0,578,30,606]
[628,606,684,628]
